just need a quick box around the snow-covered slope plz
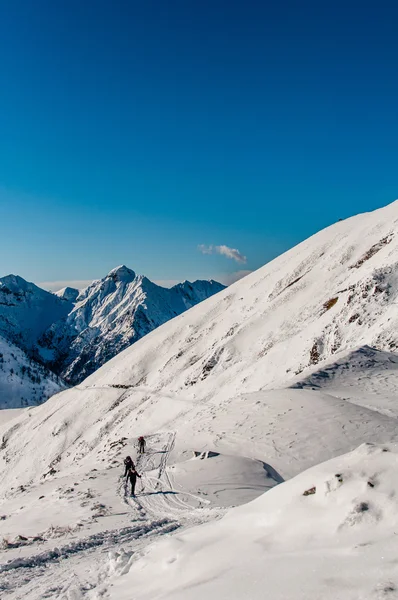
[0,275,71,352]
[54,286,79,303]
[83,201,398,400]
[291,345,398,417]
[0,335,65,409]
[109,443,398,600]
[0,275,70,408]
[0,268,224,404]
[3,201,398,598]
[4,202,398,487]
[39,266,225,383]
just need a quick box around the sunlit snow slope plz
[110,443,398,600]
[3,202,398,600]
[88,200,398,397]
[3,201,398,487]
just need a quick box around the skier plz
[124,455,133,473]
[124,456,141,496]
[138,436,146,454]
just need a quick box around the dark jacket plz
[125,465,141,480]
[123,457,133,477]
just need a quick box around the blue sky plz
[0,1,397,289]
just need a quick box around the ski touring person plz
[138,436,146,454]
[124,455,133,472]
[123,456,141,496]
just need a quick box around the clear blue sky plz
[1,1,397,289]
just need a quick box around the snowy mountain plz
[54,286,79,303]
[39,266,225,383]
[3,201,398,598]
[74,201,398,406]
[0,267,224,406]
[0,335,65,409]
[0,276,71,408]
[3,200,398,482]
[0,275,72,353]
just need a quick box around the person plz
[124,455,133,474]
[138,436,146,454]
[124,455,141,496]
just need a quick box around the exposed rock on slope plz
[3,202,398,600]
[109,443,398,600]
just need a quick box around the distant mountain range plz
[0,267,225,408]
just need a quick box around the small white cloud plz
[197,244,214,255]
[198,244,247,264]
[215,245,247,264]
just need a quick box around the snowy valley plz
[3,202,398,598]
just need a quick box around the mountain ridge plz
[0,267,225,406]
[3,202,398,599]
[39,267,225,384]
[3,201,398,476]
[76,200,398,402]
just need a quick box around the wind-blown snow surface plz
[3,202,398,598]
[291,345,398,417]
[110,443,398,600]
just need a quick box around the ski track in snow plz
[6,203,398,598]
[127,432,215,521]
[0,500,179,599]
[0,431,221,600]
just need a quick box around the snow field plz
[3,202,398,597]
[0,428,274,598]
[109,443,398,600]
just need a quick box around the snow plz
[3,201,398,598]
[0,335,65,409]
[106,265,136,282]
[75,203,398,412]
[46,268,225,384]
[166,451,281,507]
[54,287,79,303]
[0,431,270,598]
[0,267,224,406]
[0,408,26,426]
[291,345,398,417]
[0,274,71,351]
[109,443,398,600]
